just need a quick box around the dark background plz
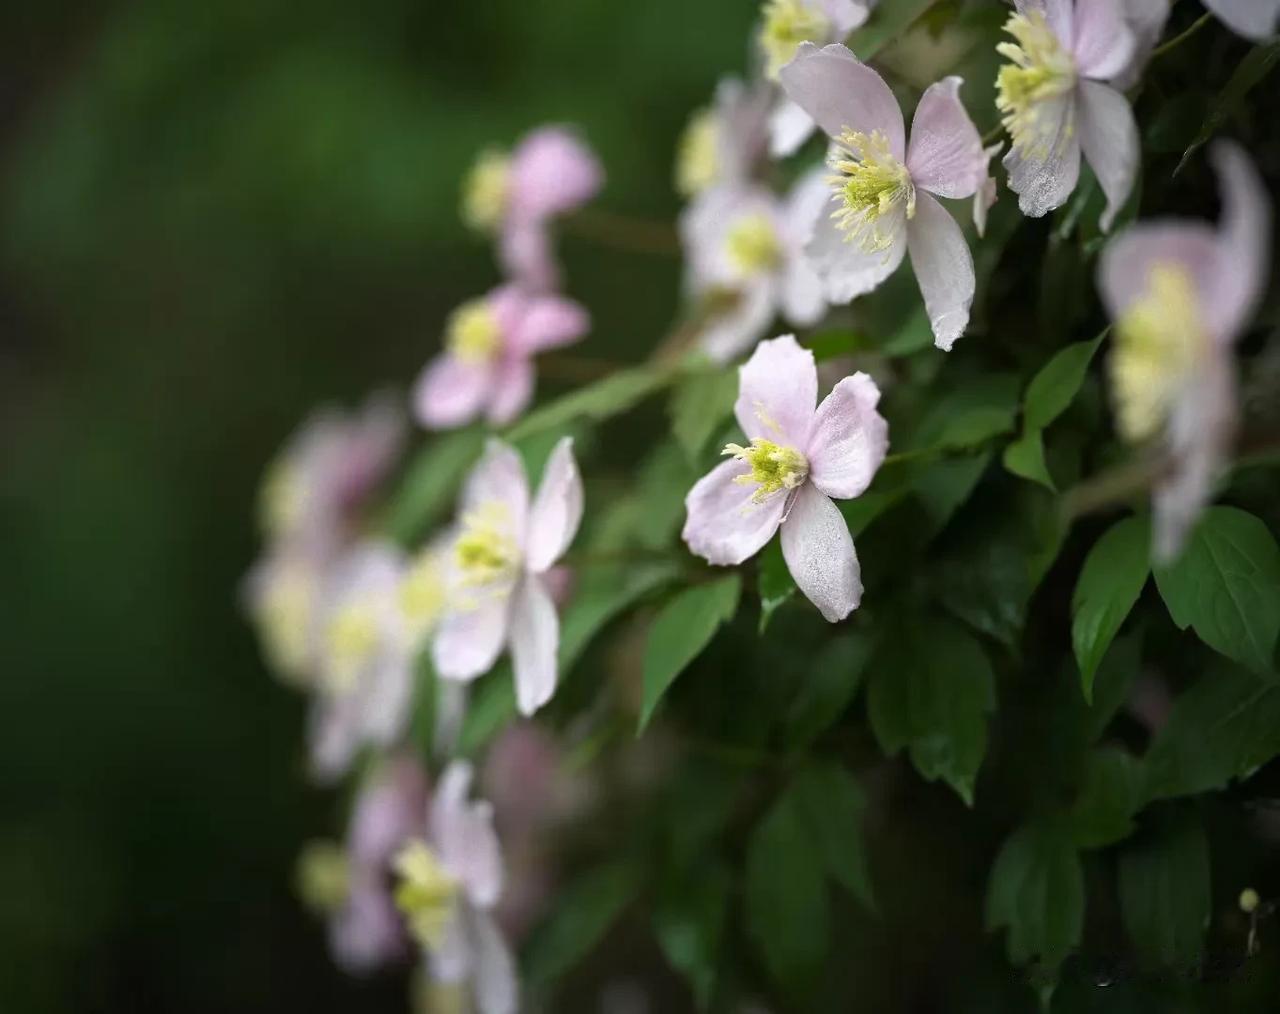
[0,2,753,1010]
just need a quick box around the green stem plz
[563,207,680,257]
[1150,11,1213,60]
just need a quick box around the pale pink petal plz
[1113,0,1169,89]
[769,98,817,158]
[1207,140,1271,343]
[509,576,559,716]
[525,437,583,573]
[779,172,829,323]
[1072,0,1137,79]
[906,76,985,199]
[780,483,862,622]
[499,219,557,292]
[1096,223,1221,324]
[431,762,504,908]
[682,460,788,566]
[331,880,405,973]
[713,76,773,183]
[413,355,492,430]
[462,440,530,538]
[485,359,535,427]
[507,296,589,356]
[360,652,415,747]
[468,907,519,1014]
[429,907,471,982]
[805,373,889,499]
[820,0,875,33]
[806,193,909,304]
[1077,81,1139,232]
[1204,0,1280,39]
[1002,93,1081,219]
[432,595,512,683]
[974,143,1003,237]
[507,127,603,221]
[734,333,818,445]
[780,256,827,325]
[778,43,906,158]
[698,279,777,364]
[1017,0,1073,42]
[906,192,975,351]
[349,756,430,869]
[309,694,362,782]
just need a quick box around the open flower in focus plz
[394,761,517,1014]
[682,170,830,362]
[683,335,888,621]
[413,285,589,430]
[779,44,987,349]
[1097,141,1270,560]
[675,77,773,199]
[433,437,583,715]
[462,127,603,291]
[994,0,1139,230]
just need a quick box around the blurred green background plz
[0,2,755,1009]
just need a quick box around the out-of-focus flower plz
[1097,141,1270,560]
[758,0,876,157]
[433,438,584,715]
[675,78,773,198]
[395,761,517,1014]
[1120,0,1279,74]
[413,285,589,431]
[461,127,603,291]
[994,0,1139,230]
[779,44,987,349]
[683,335,888,621]
[682,170,830,362]
[243,548,328,687]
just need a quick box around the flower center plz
[828,129,915,253]
[295,840,349,913]
[725,212,783,274]
[446,300,502,365]
[676,108,720,198]
[461,149,511,232]
[394,840,459,951]
[454,501,519,590]
[324,601,379,691]
[1110,262,1205,444]
[398,548,446,643]
[723,438,809,503]
[996,12,1077,157]
[760,0,830,80]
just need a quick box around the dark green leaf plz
[1118,809,1210,969]
[1072,515,1151,702]
[1070,747,1143,849]
[792,761,876,911]
[383,429,483,543]
[804,328,872,361]
[915,374,1021,451]
[1024,336,1103,430]
[757,538,796,634]
[670,367,738,463]
[1176,40,1280,175]
[1002,430,1054,490]
[455,667,517,757]
[782,634,873,750]
[639,575,742,731]
[506,366,671,442]
[848,0,941,60]
[525,862,641,985]
[655,864,731,1010]
[914,452,991,534]
[985,822,1084,969]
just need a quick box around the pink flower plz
[413,285,589,430]
[462,127,603,291]
[995,0,1139,230]
[682,335,889,622]
[779,44,987,349]
[681,171,830,362]
[1097,142,1270,560]
[432,438,584,715]
[676,77,773,199]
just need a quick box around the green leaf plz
[1176,40,1280,175]
[1071,515,1151,702]
[1002,430,1054,490]
[792,762,876,911]
[1142,664,1280,802]
[1070,747,1143,849]
[913,452,991,534]
[506,365,671,442]
[745,788,829,993]
[782,633,873,750]
[880,304,935,356]
[382,428,483,543]
[756,538,796,634]
[1153,506,1280,675]
[1118,809,1211,969]
[455,667,517,757]
[525,861,641,985]
[654,864,731,1010]
[916,374,1021,451]
[867,619,996,805]
[1024,337,1102,429]
[985,822,1084,970]
[848,0,941,61]
[670,366,738,463]
[638,575,742,732]
[804,328,872,361]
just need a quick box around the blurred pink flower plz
[779,45,987,349]
[1097,141,1270,560]
[413,285,589,430]
[683,335,888,622]
[675,77,773,198]
[433,438,584,714]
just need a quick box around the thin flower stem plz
[981,123,1004,146]
[563,207,681,256]
[538,353,626,383]
[1150,11,1213,60]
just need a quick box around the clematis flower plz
[778,43,987,349]
[757,0,877,157]
[675,77,773,199]
[994,0,1139,230]
[413,284,589,430]
[683,335,888,622]
[1097,141,1270,560]
[432,437,583,715]
[394,761,517,1014]
[243,547,329,687]
[461,127,603,292]
[681,170,830,362]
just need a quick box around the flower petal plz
[734,333,818,445]
[432,594,511,683]
[508,296,589,356]
[509,575,560,716]
[467,906,519,1014]
[973,143,1003,237]
[778,43,905,158]
[462,439,530,539]
[1207,140,1271,343]
[1077,80,1139,232]
[682,459,788,566]
[697,279,777,364]
[431,761,504,908]
[1096,223,1221,324]
[806,192,908,304]
[499,219,557,291]
[508,127,603,221]
[1072,0,1137,79]
[525,437,583,573]
[906,192,975,351]
[806,373,889,500]
[1017,0,1073,42]
[485,359,535,428]
[768,97,817,158]
[413,355,492,430]
[906,76,985,199]
[1203,0,1280,39]
[1002,94,1081,219]
[780,483,862,622]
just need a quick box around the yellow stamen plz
[394,840,459,950]
[725,213,783,274]
[324,601,379,691]
[295,840,349,913]
[996,12,1076,158]
[399,548,446,642]
[827,129,915,253]
[723,438,809,503]
[446,299,502,365]
[1110,262,1205,444]
[454,501,518,590]
[461,149,511,232]
[257,564,317,684]
[676,108,721,197]
[760,0,830,80]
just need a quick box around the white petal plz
[806,192,908,304]
[431,761,504,908]
[1002,93,1081,219]
[525,437,583,572]
[778,43,906,158]
[1077,80,1139,232]
[734,334,818,445]
[1016,0,1074,42]
[1207,140,1271,343]
[462,439,530,543]
[697,278,777,365]
[509,576,560,716]
[806,373,889,499]
[906,192,975,351]
[1204,0,1280,39]
[1071,0,1137,80]
[432,594,511,682]
[780,483,862,622]
[467,906,519,1014]
[820,0,875,35]
[682,460,788,566]
[768,98,818,159]
[906,76,985,200]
